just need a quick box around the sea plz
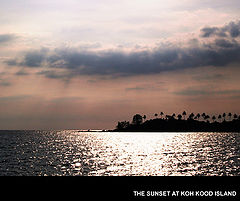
[0,130,239,176]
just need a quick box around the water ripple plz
[0,131,239,176]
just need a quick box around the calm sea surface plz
[0,131,239,176]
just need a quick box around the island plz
[112,112,240,132]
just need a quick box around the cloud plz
[50,96,85,103]
[214,38,238,48]
[9,43,240,78]
[21,48,49,67]
[15,69,29,76]
[125,82,167,92]
[0,95,31,101]
[36,70,74,81]
[0,80,11,87]
[5,20,240,79]
[0,34,16,44]
[226,21,240,38]
[5,59,18,66]
[200,27,227,38]
[192,73,226,81]
[0,73,11,86]
[125,87,145,91]
[175,89,212,96]
[6,48,49,67]
[201,20,240,38]
[175,88,240,96]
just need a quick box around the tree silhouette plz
[114,112,240,132]
[196,113,200,120]
[218,114,222,122]
[228,113,232,121]
[143,115,146,122]
[223,113,226,121]
[117,121,130,129]
[204,115,210,122]
[166,115,173,120]
[160,112,164,119]
[154,113,158,119]
[188,113,195,120]
[201,113,206,121]
[132,114,143,125]
[182,111,187,120]
[177,114,182,120]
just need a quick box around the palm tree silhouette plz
[188,113,194,120]
[218,114,222,122]
[223,113,226,121]
[201,113,206,121]
[196,113,200,120]
[204,115,210,122]
[132,114,143,125]
[182,111,186,120]
[160,112,164,119]
[177,114,182,120]
[228,113,232,121]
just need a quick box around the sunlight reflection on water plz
[0,131,239,176]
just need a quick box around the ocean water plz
[0,131,239,176]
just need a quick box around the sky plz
[0,0,240,130]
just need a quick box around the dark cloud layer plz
[21,48,49,67]
[0,34,16,44]
[201,21,240,38]
[6,20,240,79]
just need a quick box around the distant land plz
[111,112,240,132]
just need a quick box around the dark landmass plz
[112,113,240,132]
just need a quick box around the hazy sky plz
[1,0,240,129]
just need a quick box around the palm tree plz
[218,114,222,122]
[228,112,232,121]
[222,113,226,121]
[196,113,200,120]
[132,114,143,125]
[177,114,182,120]
[204,115,210,122]
[182,111,187,120]
[160,112,164,119]
[201,113,206,121]
[188,113,194,120]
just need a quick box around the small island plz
[112,112,240,132]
